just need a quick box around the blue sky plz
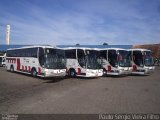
[0,0,160,45]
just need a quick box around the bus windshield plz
[44,48,66,69]
[118,50,131,67]
[144,51,154,66]
[108,50,118,68]
[0,57,2,63]
[85,50,102,69]
[133,51,144,67]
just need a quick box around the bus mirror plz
[86,51,90,54]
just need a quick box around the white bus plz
[129,49,155,75]
[99,48,132,76]
[6,46,66,77]
[0,54,6,67]
[64,47,103,77]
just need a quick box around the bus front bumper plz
[44,69,66,77]
[107,69,132,76]
[132,68,154,75]
[85,69,103,77]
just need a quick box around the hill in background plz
[133,44,160,58]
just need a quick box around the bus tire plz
[69,69,76,77]
[10,65,14,72]
[31,68,37,77]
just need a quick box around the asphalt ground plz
[0,66,160,114]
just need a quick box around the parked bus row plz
[2,45,155,78]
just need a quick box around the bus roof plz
[7,45,57,51]
[128,48,151,51]
[97,48,126,51]
[62,47,100,50]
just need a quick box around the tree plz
[103,43,108,45]
[76,43,80,46]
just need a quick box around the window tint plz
[77,49,85,58]
[128,51,132,60]
[133,51,143,66]
[100,50,107,59]
[6,48,38,57]
[65,49,76,59]
[77,49,86,67]
[39,48,45,66]
[108,50,118,67]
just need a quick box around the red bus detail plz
[28,66,31,72]
[108,66,111,72]
[77,68,81,75]
[38,67,41,75]
[17,59,20,70]
[133,65,137,71]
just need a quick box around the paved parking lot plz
[0,67,160,114]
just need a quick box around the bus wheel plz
[69,69,76,77]
[10,65,14,72]
[31,68,37,77]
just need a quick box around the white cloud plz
[0,0,160,45]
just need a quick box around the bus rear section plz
[129,49,155,75]
[6,46,66,78]
[99,48,132,76]
[0,54,6,67]
[64,47,103,77]
[0,56,3,66]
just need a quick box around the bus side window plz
[31,48,38,58]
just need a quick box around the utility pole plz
[6,25,10,45]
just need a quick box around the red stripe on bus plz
[28,66,31,72]
[77,68,81,75]
[108,65,111,72]
[6,58,16,61]
[17,59,20,70]
[133,65,137,71]
[38,67,41,75]
[6,58,16,64]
